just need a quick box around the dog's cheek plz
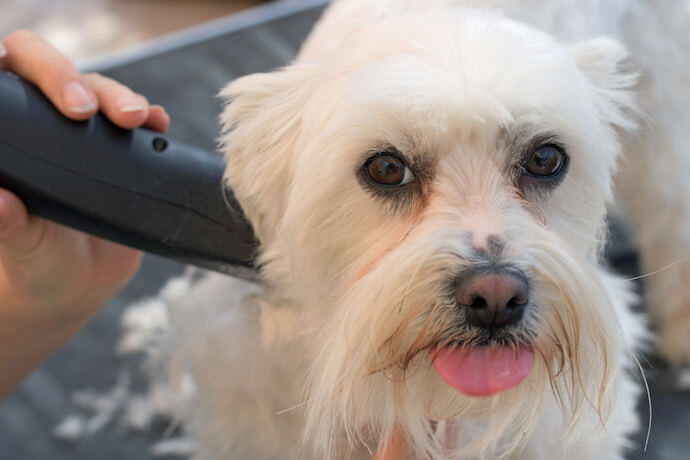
[281,164,425,300]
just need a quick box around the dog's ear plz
[219,64,314,245]
[570,38,639,132]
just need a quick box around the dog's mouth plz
[430,345,534,397]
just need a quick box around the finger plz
[0,188,46,256]
[144,105,171,133]
[3,30,98,119]
[83,72,153,129]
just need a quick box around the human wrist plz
[0,289,98,399]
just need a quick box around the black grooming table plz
[0,1,688,458]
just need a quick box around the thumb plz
[0,188,48,257]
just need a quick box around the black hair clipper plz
[0,71,258,279]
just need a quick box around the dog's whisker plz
[631,353,652,452]
[275,399,310,416]
[625,257,688,281]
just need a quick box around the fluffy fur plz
[156,1,690,458]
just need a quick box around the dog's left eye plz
[364,153,415,186]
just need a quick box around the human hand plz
[0,30,170,397]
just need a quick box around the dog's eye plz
[365,153,415,186]
[524,145,566,177]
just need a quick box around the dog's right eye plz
[524,145,566,178]
[364,153,415,187]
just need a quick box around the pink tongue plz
[432,346,534,397]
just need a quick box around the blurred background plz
[0,0,264,61]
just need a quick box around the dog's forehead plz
[337,8,590,139]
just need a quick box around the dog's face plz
[221,8,636,458]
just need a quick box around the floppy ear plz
[570,38,639,132]
[219,64,314,245]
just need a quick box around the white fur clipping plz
[677,369,690,391]
[52,416,86,442]
[151,437,195,457]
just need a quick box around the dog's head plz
[221,7,637,458]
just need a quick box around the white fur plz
[150,1,690,458]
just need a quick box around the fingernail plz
[0,43,7,58]
[63,81,97,114]
[116,94,146,113]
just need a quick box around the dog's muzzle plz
[429,265,535,397]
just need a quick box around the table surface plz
[1,2,688,459]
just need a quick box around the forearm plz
[0,253,128,400]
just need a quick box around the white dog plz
[154,1,690,458]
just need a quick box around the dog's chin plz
[415,336,540,423]
[408,343,547,451]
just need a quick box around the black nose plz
[455,268,529,329]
